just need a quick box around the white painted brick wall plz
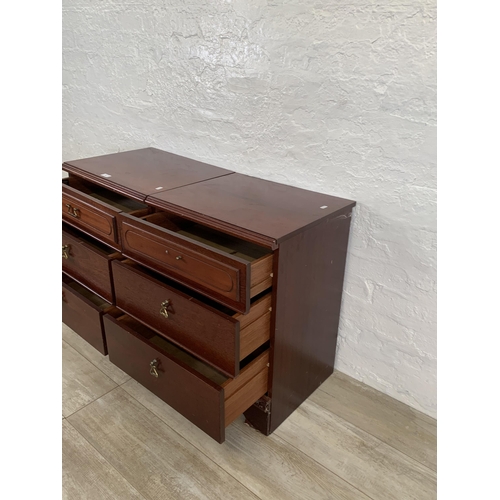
[63,0,437,417]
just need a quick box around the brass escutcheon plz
[62,244,70,259]
[149,359,159,378]
[160,299,170,318]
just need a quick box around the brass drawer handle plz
[62,244,71,259]
[149,359,159,378]
[175,255,183,260]
[160,299,170,318]
[65,203,80,218]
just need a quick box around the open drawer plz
[118,211,273,313]
[62,224,122,303]
[62,176,149,249]
[62,275,121,355]
[104,314,269,443]
[111,259,272,377]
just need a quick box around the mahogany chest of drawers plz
[62,147,355,443]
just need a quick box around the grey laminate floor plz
[62,324,437,500]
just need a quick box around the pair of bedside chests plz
[62,147,355,442]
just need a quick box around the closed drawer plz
[62,225,120,303]
[104,314,269,443]
[112,259,272,377]
[62,177,148,249]
[62,275,116,355]
[118,211,273,313]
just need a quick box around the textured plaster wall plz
[63,0,437,417]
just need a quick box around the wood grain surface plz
[147,172,355,244]
[62,338,437,500]
[62,323,130,385]
[67,388,258,500]
[275,398,437,500]
[119,213,252,312]
[63,147,234,201]
[62,279,109,355]
[62,183,121,248]
[269,212,353,433]
[62,226,117,303]
[111,259,241,377]
[63,420,145,500]
[62,340,116,417]
[104,314,226,442]
[123,379,371,500]
[314,371,437,471]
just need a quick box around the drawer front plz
[62,282,108,355]
[62,228,116,303]
[112,260,240,377]
[104,314,225,442]
[62,184,120,248]
[119,214,251,313]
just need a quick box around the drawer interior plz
[117,315,228,385]
[112,259,272,375]
[62,274,122,355]
[64,176,149,214]
[62,274,111,311]
[117,258,268,316]
[63,223,120,257]
[139,211,271,264]
[62,224,121,303]
[110,314,269,425]
[104,312,269,441]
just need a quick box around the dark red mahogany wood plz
[147,173,355,248]
[62,277,109,355]
[111,259,241,377]
[118,212,251,313]
[63,147,233,201]
[62,225,118,303]
[62,146,356,443]
[266,211,353,433]
[104,314,226,442]
[62,183,121,249]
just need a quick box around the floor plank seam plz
[121,384,263,500]
[122,379,433,499]
[63,334,436,499]
[64,419,148,500]
[277,417,436,500]
[322,378,437,425]
[315,387,437,473]
[268,433,376,500]
[63,385,121,420]
[273,433,378,500]
[62,334,129,386]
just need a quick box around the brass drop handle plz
[149,359,159,378]
[65,203,80,218]
[62,244,71,259]
[160,299,170,318]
